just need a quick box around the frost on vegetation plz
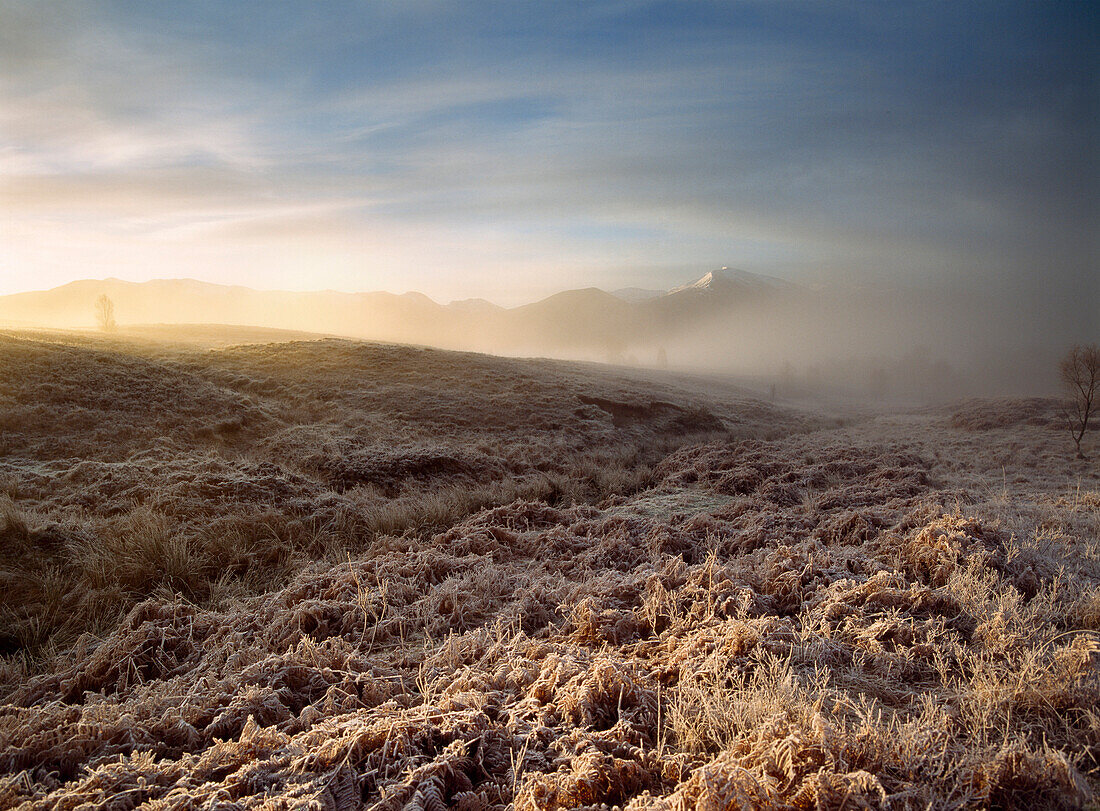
[0,335,1098,808]
[2,440,1097,807]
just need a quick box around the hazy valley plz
[1,270,1084,400]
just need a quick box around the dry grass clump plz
[3,459,1096,808]
[1,335,1097,808]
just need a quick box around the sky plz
[0,1,1096,307]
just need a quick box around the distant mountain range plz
[0,269,1079,396]
[0,268,797,361]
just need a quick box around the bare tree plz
[1060,343,1099,459]
[95,294,116,333]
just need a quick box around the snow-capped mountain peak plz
[668,267,790,295]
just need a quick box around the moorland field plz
[0,328,1097,809]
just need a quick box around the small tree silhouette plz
[1060,343,1099,459]
[95,294,116,332]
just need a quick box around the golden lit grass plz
[1,333,1097,809]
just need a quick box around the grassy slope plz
[0,331,803,655]
[0,333,1097,809]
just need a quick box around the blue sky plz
[1,1,1095,305]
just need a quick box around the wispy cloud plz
[0,0,1095,314]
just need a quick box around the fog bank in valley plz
[1,268,1094,401]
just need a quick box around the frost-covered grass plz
[0,332,795,659]
[0,331,1097,809]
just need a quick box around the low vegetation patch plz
[1,333,1097,808]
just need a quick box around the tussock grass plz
[1,333,1097,808]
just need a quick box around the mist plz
[662,283,1097,399]
[2,270,1094,402]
